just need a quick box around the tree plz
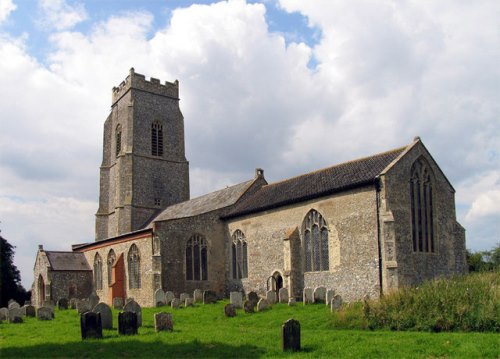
[466,244,500,273]
[0,232,28,307]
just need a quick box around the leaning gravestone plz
[179,293,189,302]
[185,298,194,307]
[224,304,237,317]
[22,305,36,317]
[282,319,300,352]
[80,312,103,340]
[0,307,9,321]
[9,308,23,323]
[171,298,180,309]
[57,298,69,310]
[118,311,138,335]
[123,300,142,327]
[256,298,270,312]
[266,290,277,304]
[154,289,166,307]
[193,289,203,303]
[165,291,175,306]
[112,297,124,310]
[303,288,314,304]
[93,302,113,330]
[279,288,289,303]
[8,301,20,310]
[313,286,327,303]
[247,291,259,306]
[37,307,53,320]
[243,300,255,313]
[331,295,343,311]
[326,289,335,306]
[155,312,173,332]
[230,292,243,308]
[203,290,217,304]
[77,299,91,314]
[89,292,99,309]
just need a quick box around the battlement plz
[112,68,179,105]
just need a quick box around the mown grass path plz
[1,301,499,358]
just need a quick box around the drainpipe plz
[375,175,383,298]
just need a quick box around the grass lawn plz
[1,301,499,358]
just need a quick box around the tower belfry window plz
[115,124,122,157]
[151,122,163,157]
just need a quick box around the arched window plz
[186,235,208,281]
[303,209,329,272]
[93,253,103,290]
[151,121,163,157]
[410,158,435,253]
[128,244,141,289]
[107,249,116,286]
[231,230,248,279]
[115,124,122,157]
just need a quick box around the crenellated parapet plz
[112,67,179,105]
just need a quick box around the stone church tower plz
[95,68,189,240]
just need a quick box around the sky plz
[0,0,498,289]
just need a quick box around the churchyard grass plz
[1,300,499,358]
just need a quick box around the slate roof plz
[147,179,256,225]
[225,145,407,218]
[45,251,91,271]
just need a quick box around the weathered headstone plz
[112,297,124,309]
[125,297,134,304]
[123,300,142,326]
[165,291,175,306]
[282,319,300,352]
[93,302,113,330]
[42,300,55,309]
[326,289,335,306]
[179,293,189,302]
[247,291,259,306]
[70,298,78,309]
[330,295,343,311]
[256,298,270,312]
[185,298,194,307]
[22,304,36,317]
[118,311,138,335]
[9,308,23,323]
[77,299,91,314]
[154,312,173,332]
[171,298,180,309]
[313,286,327,303]
[279,288,289,303]
[8,299,16,306]
[224,304,237,317]
[230,292,243,308]
[80,312,103,339]
[89,292,99,309]
[24,300,31,306]
[203,290,217,304]
[154,289,166,307]
[303,288,314,304]
[243,300,255,313]
[266,290,277,304]
[37,307,53,320]
[193,289,203,303]
[0,307,9,321]
[8,301,20,310]
[57,298,69,310]
[288,298,296,306]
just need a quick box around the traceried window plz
[107,249,116,286]
[151,121,164,157]
[93,253,103,290]
[186,235,208,281]
[231,230,248,279]
[303,209,329,272]
[410,158,435,253]
[128,244,141,289]
[115,124,122,157]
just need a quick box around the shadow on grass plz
[2,339,266,358]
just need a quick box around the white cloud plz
[0,0,16,24]
[38,0,87,31]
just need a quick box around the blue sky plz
[0,0,499,288]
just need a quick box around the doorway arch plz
[266,271,284,293]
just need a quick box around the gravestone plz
[179,293,189,302]
[247,291,259,306]
[57,298,69,310]
[331,295,343,311]
[303,288,314,304]
[155,312,173,332]
[185,298,194,307]
[70,298,78,309]
[193,289,203,303]
[43,300,55,309]
[80,312,103,340]
[203,290,217,304]
[154,289,166,307]
[0,307,9,321]
[77,299,91,314]
[288,298,296,306]
[9,308,23,323]
[93,302,113,330]
[22,304,36,317]
[266,290,277,304]
[243,300,255,313]
[125,297,134,304]
[256,298,270,312]
[171,298,180,309]
[24,300,31,306]
[37,307,53,320]
[279,288,289,303]
[118,311,138,335]
[313,287,327,303]
[8,301,20,310]
[123,300,142,327]
[282,319,300,352]
[112,297,124,309]
[165,291,175,305]
[89,292,99,309]
[326,289,335,306]
[224,304,237,317]
[230,292,243,308]
[8,299,16,306]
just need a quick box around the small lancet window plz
[231,230,248,279]
[115,124,122,157]
[302,209,329,272]
[128,244,141,289]
[93,253,103,290]
[107,249,116,286]
[151,121,164,157]
[186,235,208,281]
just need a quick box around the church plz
[32,69,467,308]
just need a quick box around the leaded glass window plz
[94,253,103,290]
[151,121,163,157]
[128,244,141,289]
[231,230,248,279]
[303,210,329,272]
[186,235,208,281]
[107,249,116,286]
[115,124,122,157]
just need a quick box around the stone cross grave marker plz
[93,302,113,330]
[118,311,138,335]
[80,312,103,340]
[155,312,173,332]
[282,319,300,352]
